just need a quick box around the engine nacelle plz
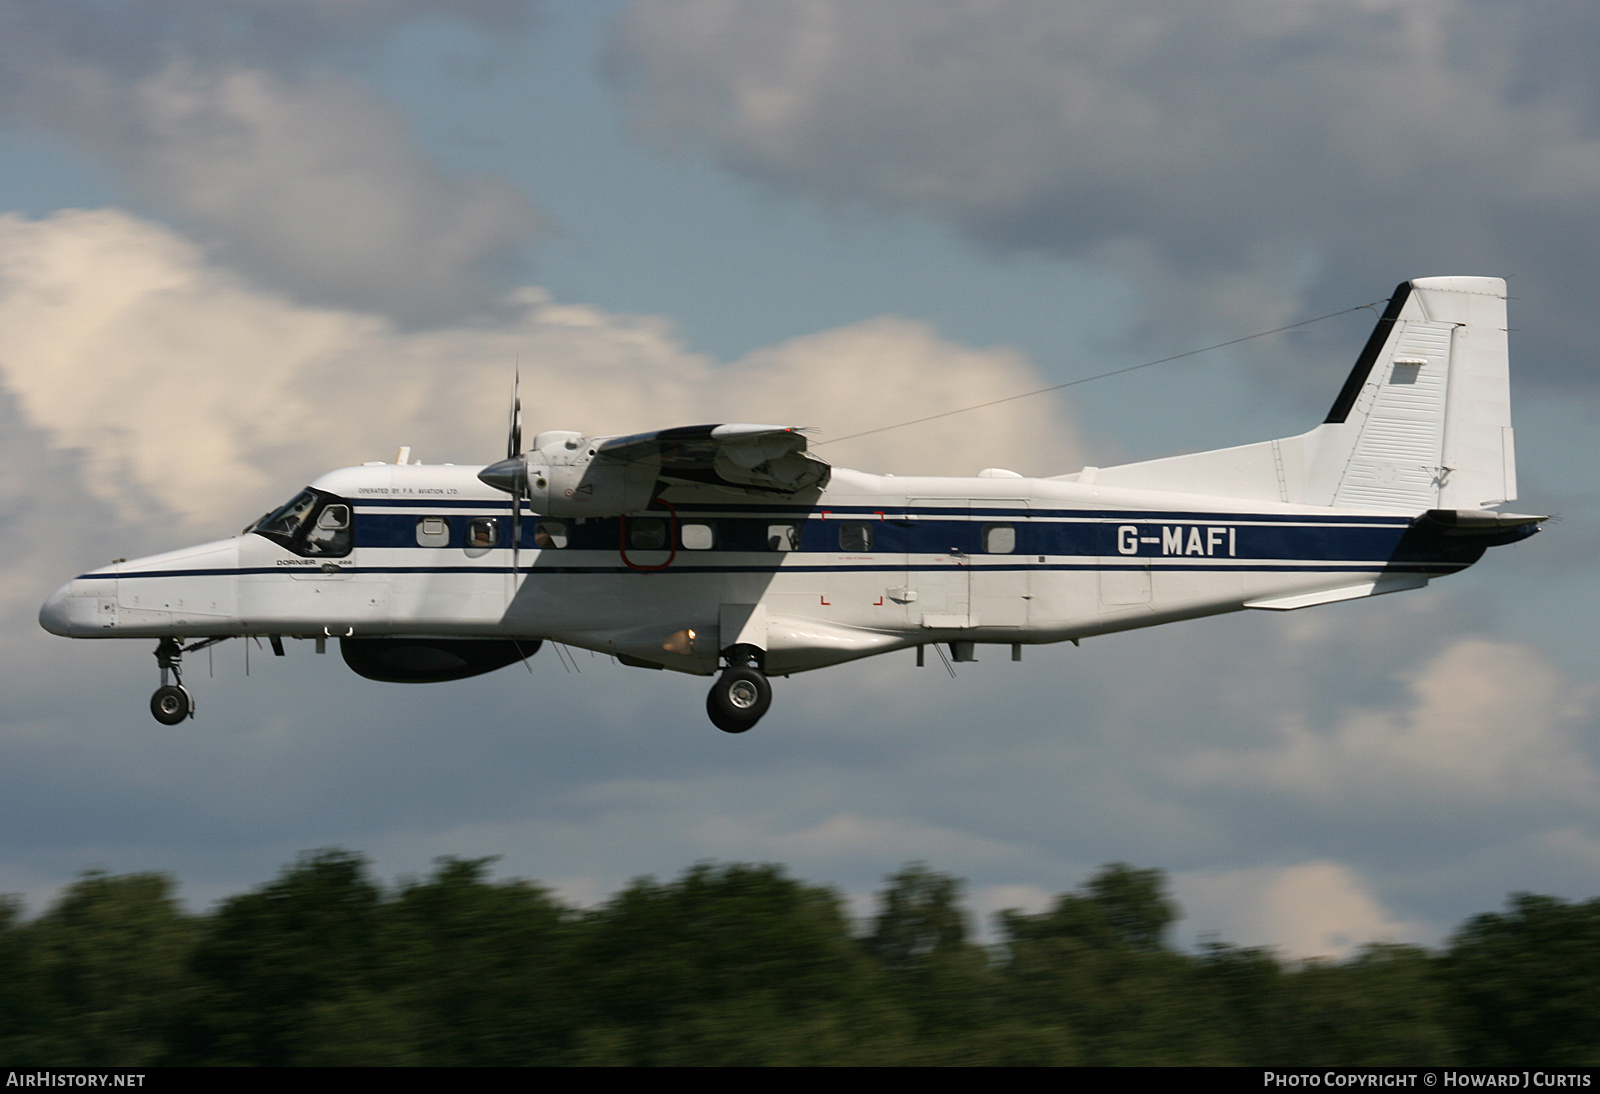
[481,432,659,517]
[341,638,539,683]
[524,456,657,517]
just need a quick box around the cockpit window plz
[251,488,354,557]
[256,490,318,539]
[306,504,351,554]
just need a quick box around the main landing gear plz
[706,645,771,734]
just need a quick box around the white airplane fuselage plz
[39,461,1492,677]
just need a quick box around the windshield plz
[250,488,353,558]
[257,490,319,539]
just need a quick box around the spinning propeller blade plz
[507,367,522,461]
[509,368,525,570]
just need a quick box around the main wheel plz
[150,684,193,725]
[706,666,771,734]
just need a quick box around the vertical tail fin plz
[1074,276,1515,513]
[1304,276,1514,512]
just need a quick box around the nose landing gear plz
[148,636,227,724]
[150,683,193,725]
[706,645,771,734]
[151,638,194,725]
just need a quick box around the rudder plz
[1308,276,1514,512]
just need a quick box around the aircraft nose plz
[39,582,74,637]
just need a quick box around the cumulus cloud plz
[0,1,532,77]
[0,386,135,670]
[972,882,1055,928]
[0,1,541,321]
[89,66,537,321]
[1179,860,1427,958]
[0,208,1079,537]
[609,0,1600,380]
[1180,638,1600,810]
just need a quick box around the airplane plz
[40,276,1543,733]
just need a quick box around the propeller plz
[479,367,530,573]
[507,367,525,571]
[507,366,522,461]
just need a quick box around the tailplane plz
[1070,276,1516,513]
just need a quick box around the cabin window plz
[533,519,568,549]
[839,521,873,552]
[767,523,800,551]
[416,517,450,547]
[983,523,1016,554]
[681,522,715,550]
[467,517,499,549]
[629,517,667,551]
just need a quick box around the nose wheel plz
[151,684,194,725]
[148,637,221,724]
[707,648,772,733]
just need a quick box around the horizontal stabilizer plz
[1415,508,1546,537]
[1245,574,1428,611]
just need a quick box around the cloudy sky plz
[4,0,1599,958]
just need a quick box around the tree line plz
[1,852,1595,1066]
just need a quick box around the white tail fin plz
[1075,276,1516,513]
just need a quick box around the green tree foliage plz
[998,864,1220,1064]
[1446,893,1600,1066]
[173,851,583,1065]
[386,857,577,1065]
[1199,942,1457,1066]
[866,863,970,970]
[176,849,392,1065]
[1283,944,1457,1066]
[1193,941,1290,1062]
[0,895,30,1058]
[863,864,1024,1062]
[1,852,1596,1065]
[0,872,195,1066]
[569,862,899,1064]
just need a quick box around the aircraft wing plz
[597,424,829,495]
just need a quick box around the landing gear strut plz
[706,645,771,734]
[147,636,227,724]
[150,638,194,725]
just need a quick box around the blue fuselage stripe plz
[346,509,1418,561]
[350,499,1413,523]
[106,560,1467,582]
[99,507,1480,582]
